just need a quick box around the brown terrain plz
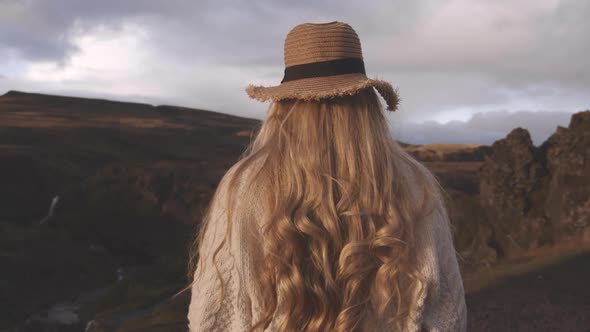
[0,90,588,331]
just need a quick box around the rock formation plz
[474,111,590,263]
[542,111,590,241]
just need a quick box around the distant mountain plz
[405,143,492,162]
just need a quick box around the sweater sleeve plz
[419,200,468,332]
[187,170,254,332]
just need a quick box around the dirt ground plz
[466,251,590,332]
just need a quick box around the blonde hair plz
[185,88,445,331]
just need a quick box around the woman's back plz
[185,21,466,332]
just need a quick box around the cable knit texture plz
[187,161,467,331]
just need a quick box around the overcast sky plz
[1,0,588,145]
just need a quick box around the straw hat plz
[245,21,400,111]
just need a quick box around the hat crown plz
[246,21,400,112]
[284,21,364,67]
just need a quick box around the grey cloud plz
[373,0,590,91]
[8,0,587,84]
[1,0,589,142]
[0,0,421,65]
[0,0,204,61]
[391,110,576,146]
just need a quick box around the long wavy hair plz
[184,88,445,332]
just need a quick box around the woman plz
[185,21,467,331]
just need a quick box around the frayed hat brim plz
[245,73,399,111]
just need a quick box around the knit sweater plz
[187,160,467,331]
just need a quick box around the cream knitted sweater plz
[187,161,467,331]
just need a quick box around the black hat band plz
[281,57,366,83]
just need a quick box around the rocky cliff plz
[458,111,590,265]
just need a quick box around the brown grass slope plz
[0,90,260,331]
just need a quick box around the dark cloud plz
[0,0,427,65]
[3,0,589,75]
[0,0,170,61]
